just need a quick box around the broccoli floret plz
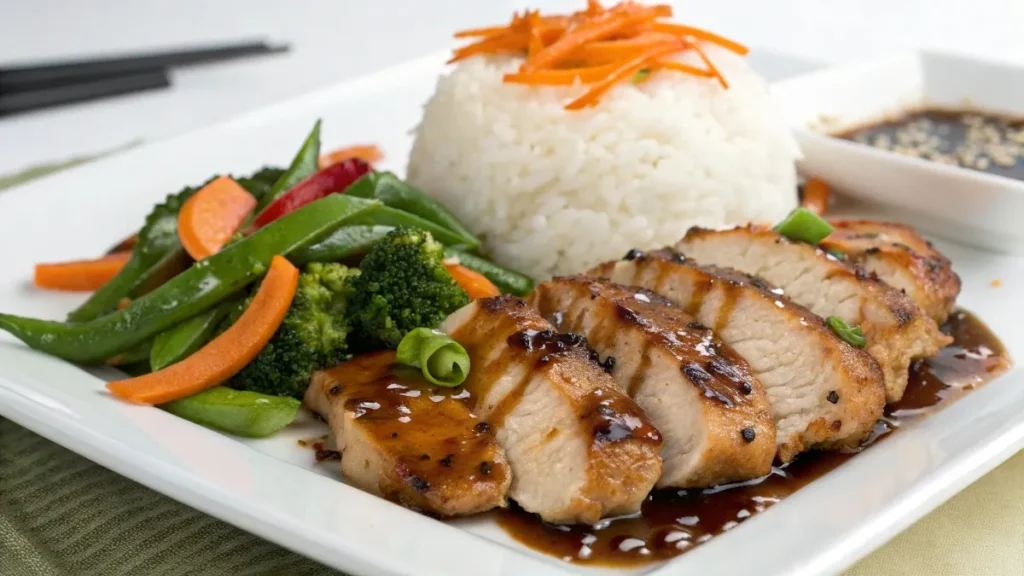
[349,227,470,349]
[226,262,359,399]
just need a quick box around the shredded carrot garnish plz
[654,60,715,77]
[527,11,545,57]
[565,40,684,110]
[690,41,727,89]
[570,33,677,66]
[450,1,746,109]
[523,8,665,73]
[504,64,618,86]
[650,23,749,55]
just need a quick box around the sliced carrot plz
[107,255,299,405]
[586,0,606,16]
[566,41,684,110]
[444,263,500,299]
[177,176,257,261]
[318,145,384,170]
[801,178,832,217]
[34,252,131,292]
[651,22,749,55]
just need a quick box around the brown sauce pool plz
[497,310,1012,566]
[836,108,1024,180]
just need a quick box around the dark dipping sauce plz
[836,108,1024,180]
[497,310,1012,566]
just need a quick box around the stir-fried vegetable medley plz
[4,120,535,438]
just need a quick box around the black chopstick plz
[0,41,288,93]
[0,70,170,117]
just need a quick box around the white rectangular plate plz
[0,49,1022,576]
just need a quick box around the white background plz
[2,0,1023,173]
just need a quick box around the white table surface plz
[3,0,1024,175]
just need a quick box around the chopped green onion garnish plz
[773,207,834,244]
[633,68,651,83]
[396,328,470,387]
[826,316,866,348]
[826,249,846,261]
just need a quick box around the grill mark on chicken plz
[306,352,511,517]
[441,296,663,524]
[530,277,776,487]
[589,249,887,461]
[678,226,949,404]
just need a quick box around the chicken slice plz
[306,351,510,517]
[441,296,662,524]
[677,226,950,403]
[589,248,885,462]
[528,277,776,487]
[820,220,961,324]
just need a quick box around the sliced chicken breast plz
[307,351,510,517]
[441,296,662,524]
[820,220,961,324]
[589,248,885,462]
[678,226,950,403]
[528,277,776,487]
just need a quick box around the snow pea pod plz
[345,172,479,250]
[289,224,393,265]
[0,195,380,364]
[149,298,237,371]
[161,387,300,438]
[290,206,468,264]
[254,120,321,213]
[107,338,154,366]
[69,184,202,323]
[350,206,469,247]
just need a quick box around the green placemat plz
[0,418,339,576]
[1,156,1021,576]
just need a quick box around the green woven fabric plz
[0,418,340,576]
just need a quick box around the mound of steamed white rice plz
[407,44,801,279]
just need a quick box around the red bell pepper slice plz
[251,158,372,230]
